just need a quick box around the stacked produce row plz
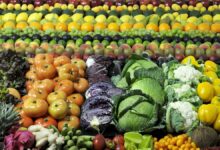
[0,1,220,150]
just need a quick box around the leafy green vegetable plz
[131,78,165,105]
[113,90,159,132]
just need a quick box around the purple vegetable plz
[4,134,15,150]
[80,95,113,131]
[14,130,35,150]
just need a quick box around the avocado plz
[120,10,130,17]
[42,34,51,42]
[131,9,143,17]
[97,10,108,17]
[83,35,93,42]
[143,10,154,16]
[21,34,29,40]
[178,9,189,15]
[63,9,73,16]
[189,10,200,17]
[113,34,122,41]
[62,34,71,41]
[32,34,41,41]
[85,10,96,17]
[74,9,84,15]
[53,36,61,42]
[11,34,19,41]
[104,36,112,42]
[72,36,80,41]
[93,34,103,41]
[155,7,165,17]
[109,10,119,17]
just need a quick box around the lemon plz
[188,5,194,11]
[147,4,153,10]
[68,4,74,10]
[83,5,90,11]
[43,4,49,10]
[140,5,147,11]
[59,14,70,23]
[21,4,27,11]
[0,3,7,10]
[204,71,218,82]
[202,14,213,23]
[208,6,215,11]
[54,3,61,8]
[111,5,116,11]
[182,4,188,9]
[128,6,133,11]
[173,12,179,17]
[120,15,131,23]
[134,14,145,22]
[213,5,218,9]
[7,3,14,10]
[122,5,127,10]
[28,13,43,23]
[165,6,170,11]
[187,16,198,23]
[196,2,203,9]
[16,12,28,22]
[77,5,83,10]
[84,16,95,23]
[200,7,206,12]
[159,4,165,8]
[45,13,58,21]
[95,15,106,23]
[72,13,83,22]
[133,4,139,10]
[213,14,220,23]
[103,5,109,11]
[14,4,21,10]
[153,6,158,12]
[92,7,100,13]
[3,13,16,22]
[61,4,68,10]
[172,4,181,11]
[28,4,34,10]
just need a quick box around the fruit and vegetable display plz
[1,1,220,150]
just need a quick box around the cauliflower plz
[173,65,202,82]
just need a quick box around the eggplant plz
[85,82,114,99]
[80,95,113,131]
[93,34,104,41]
[83,35,93,42]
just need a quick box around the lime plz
[102,40,109,47]
[118,39,125,46]
[126,39,135,46]
[76,38,83,46]
[135,38,142,44]
[124,132,143,144]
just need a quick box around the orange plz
[94,22,106,31]
[81,22,93,32]
[16,21,28,29]
[3,21,16,29]
[133,22,145,29]
[55,22,68,31]
[211,23,220,33]
[172,22,183,30]
[68,22,80,31]
[184,23,197,31]
[29,21,42,30]
[198,23,210,32]
[159,23,170,31]
[146,23,159,32]
[120,22,133,32]
[108,22,119,32]
[42,22,54,31]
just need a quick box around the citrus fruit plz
[198,23,210,32]
[108,23,119,32]
[94,22,106,31]
[3,21,16,29]
[172,22,183,30]
[133,22,145,29]
[120,22,133,32]
[81,23,93,32]
[55,22,68,31]
[29,21,42,30]
[68,22,80,31]
[146,23,159,32]
[16,21,28,29]
[211,23,220,33]
[159,23,171,31]
[184,23,197,31]
[42,22,54,31]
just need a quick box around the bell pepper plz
[197,82,215,103]
[214,113,220,132]
[213,79,220,96]
[198,104,218,125]
[181,56,199,67]
[204,60,218,72]
[211,96,220,113]
[204,71,218,82]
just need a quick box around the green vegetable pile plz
[61,125,94,150]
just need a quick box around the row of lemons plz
[2,20,220,33]
[0,2,220,13]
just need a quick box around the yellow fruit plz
[14,4,21,10]
[16,21,28,29]
[59,14,70,23]
[172,22,183,30]
[184,23,197,31]
[120,15,131,23]
[68,22,80,31]
[146,23,159,32]
[108,23,119,32]
[103,5,109,11]
[28,4,34,10]
[116,6,123,11]
[120,23,132,32]
[211,23,220,33]
[140,5,147,11]
[133,23,145,29]
[202,14,213,23]
[7,3,14,10]
[134,15,145,22]
[204,71,218,82]
[205,60,218,72]
[147,4,153,10]
[43,4,49,10]
[42,22,54,31]
[16,12,28,22]
[81,23,93,32]
[55,3,61,8]
[72,13,83,22]
[83,5,90,11]
[188,5,194,11]
[110,5,116,11]
[196,2,203,9]
[208,6,215,11]
[61,4,68,10]
[159,23,170,31]
[21,4,27,11]
[197,82,215,103]
[94,23,106,31]
[29,22,42,30]
[84,16,95,23]
[55,22,68,31]
[3,21,15,29]
[3,13,16,22]
[95,15,106,23]
[198,23,210,32]
[68,4,74,10]
[172,4,181,11]
[0,3,7,10]
[182,4,188,9]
